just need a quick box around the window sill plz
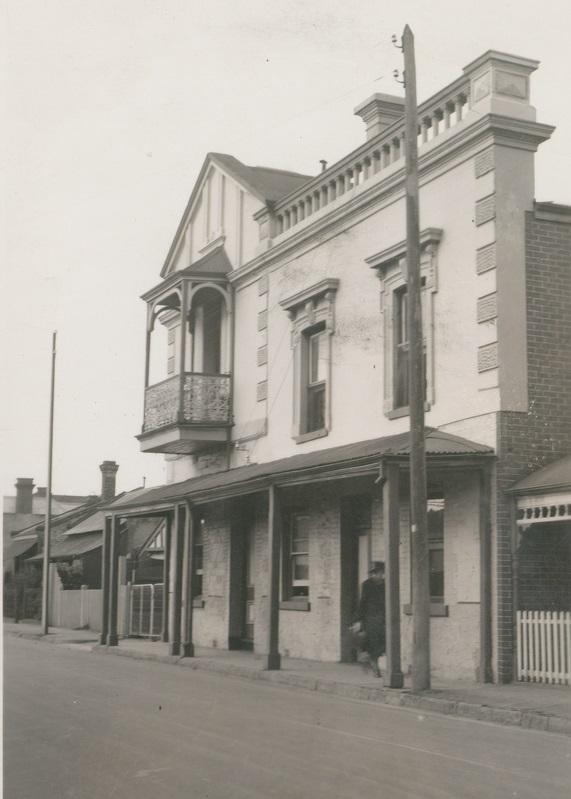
[387,402,431,420]
[192,597,205,609]
[280,599,311,612]
[403,603,448,617]
[293,428,328,445]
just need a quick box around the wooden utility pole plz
[41,330,57,635]
[402,25,430,691]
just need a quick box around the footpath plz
[5,620,571,737]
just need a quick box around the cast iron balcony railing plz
[143,372,231,433]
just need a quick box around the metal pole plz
[402,25,430,691]
[41,331,57,635]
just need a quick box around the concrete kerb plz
[7,629,571,737]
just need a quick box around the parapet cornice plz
[228,113,554,288]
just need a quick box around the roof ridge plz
[249,164,313,179]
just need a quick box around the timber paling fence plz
[129,583,164,638]
[517,610,571,685]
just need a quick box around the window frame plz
[282,512,311,603]
[302,324,328,435]
[279,279,339,444]
[404,493,447,617]
[392,281,428,411]
[427,497,445,604]
[367,229,441,419]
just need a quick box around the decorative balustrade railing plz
[272,77,470,239]
[143,373,231,432]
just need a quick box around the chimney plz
[354,93,405,140]
[15,478,35,514]
[99,461,119,503]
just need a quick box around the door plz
[241,525,256,650]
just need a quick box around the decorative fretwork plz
[143,373,231,432]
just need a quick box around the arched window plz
[190,287,227,374]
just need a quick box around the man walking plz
[356,561,386,677]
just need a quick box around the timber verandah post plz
[162,512,171,643]
[383,461,404,688]
[107,514,121,646]
[180,501,195,658]
[99,515,112,646]
[168,503,185,656]
[262,484,281,670]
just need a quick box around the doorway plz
[241,524,256,650]
[340,495,372,661]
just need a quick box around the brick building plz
[101,50,570,684]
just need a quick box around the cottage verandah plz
[99,430,493,685]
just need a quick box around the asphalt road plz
[4,636,571,799]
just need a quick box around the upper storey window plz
[366,228,442,419]
[305,326,327,433]
[393,282,428,410]
[279,279,339,444]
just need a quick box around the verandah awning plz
[5,538,37,560]
[105,429,493,515]
[28,532,102,562]
[509,455,571,527]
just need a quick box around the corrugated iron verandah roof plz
[5,538,37,559]
[28,532,102,562]
[106,429,493,515]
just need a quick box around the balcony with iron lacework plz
[137,254,233,455]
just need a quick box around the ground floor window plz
[283,513,310,598]
[427,496,445,603]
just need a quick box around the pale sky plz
[2,0,569,497]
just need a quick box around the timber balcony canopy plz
[139,248,234,455]
[107,429,494,515]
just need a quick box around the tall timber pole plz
[41,330,57,636]
[402,25,430,690]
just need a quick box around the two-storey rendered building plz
[102,50,571,685]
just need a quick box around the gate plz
[129,583,164,638]
[517,610,571,685]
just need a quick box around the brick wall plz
[495,206,571,680]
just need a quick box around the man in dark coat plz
[357,561,386,677]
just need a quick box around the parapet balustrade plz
[273,82,470,239]
[143,372,231,433]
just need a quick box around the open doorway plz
[340,495,372,662]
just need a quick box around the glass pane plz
[429,548,444,599]
[309,332,327,383]
[307,384,325,432]
[293,555,309,582]
[395,346,409,408]
[427,499,444,541]
[291,538,308,555]
[292,516,309,553]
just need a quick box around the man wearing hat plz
[355,561,386,677]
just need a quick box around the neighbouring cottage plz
[100,50,570,685]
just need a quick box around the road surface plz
[4,635,571,798]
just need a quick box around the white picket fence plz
[517,610,571,685]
